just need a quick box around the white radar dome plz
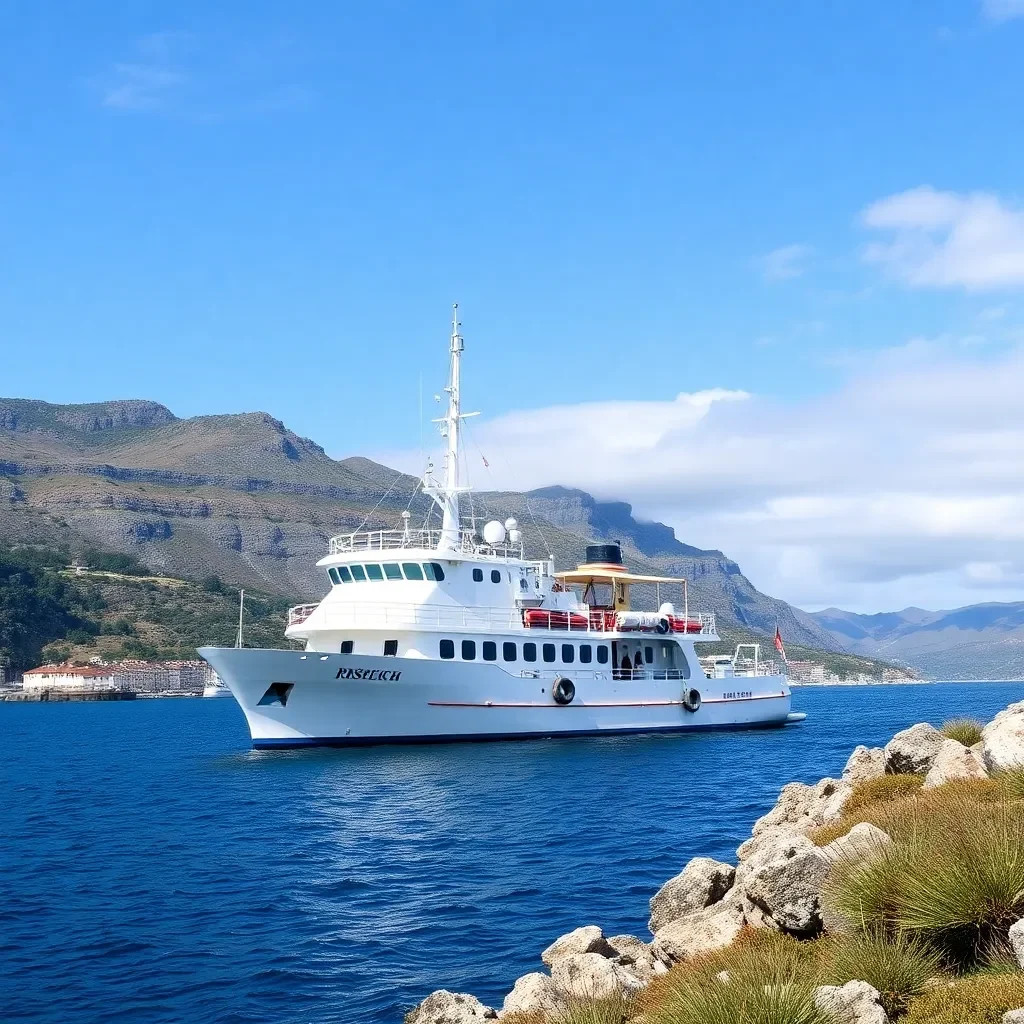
[508,529,522,545]
[483,520,507,545]
[504,517,518,531]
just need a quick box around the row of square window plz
[439,639,618,664]
[328,561,446,585]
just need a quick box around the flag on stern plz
[774,624,787,662]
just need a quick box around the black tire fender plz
[552,677,575,705]
[682,687,702,713]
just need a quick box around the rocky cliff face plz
[0,397,839,650]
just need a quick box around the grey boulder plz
[923,738,989,789]
[843,745,886,786]
[648,856,735,932]
[650,892,747,964]
[406,990,497,1023]
[1009,918,1024,970]
[541,925,616,967]
[744,778,851,852]
[885,722,945,774]
[814,980,890,1024]
[820,822,894,867]
[743,833,830,935]
[501,973,563,1016]
[1003,1011,1024,1024]
[550,952,644,1000]
[982,701,1024,773]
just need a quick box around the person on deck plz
[620,652,632,678]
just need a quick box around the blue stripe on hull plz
[251,719,793,749]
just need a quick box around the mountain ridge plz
[809,602,1024,679]
[0,396,844,653]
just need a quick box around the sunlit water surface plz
[3,682,1021,1023]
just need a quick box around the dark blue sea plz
[2,682,1021,1023]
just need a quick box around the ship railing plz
[328,527,524,559]
[285,602,717,636]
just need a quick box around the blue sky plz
[4,1,1024,611]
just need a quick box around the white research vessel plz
[200,308,797,748]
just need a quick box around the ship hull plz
[199,647,793,748]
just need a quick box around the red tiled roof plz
[24,665,116,677]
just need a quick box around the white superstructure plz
[200,308,797,748]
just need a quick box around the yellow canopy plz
[555,568,686,586]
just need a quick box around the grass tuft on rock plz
[819,931,942,1018]
[901,972,1024,1024]
[639,931,833,1024]
[941,718,985,747]
[824,789,1024,969]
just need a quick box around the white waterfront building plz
[201,308,798,748]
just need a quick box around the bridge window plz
[503,642,516,662]
[423,562,446,581]
[350,565,367,582]
[337,566,353,583]
[579,645,592,664]
[472,567,483,582]
[542,643,556,663]
[328,568,340,585]
[645,645,654,665]
[340,640,353,654]
[439,639,454,659]
[462,640,476,660]
[383,563,403,581]
[490,569,501,583]
[562,644,575,663]
[523,642,537,663]
[596,645,609,664]
[482,641,496,662]
[365,564,384,581]
[383,639,398,656]
[402,563,424,581]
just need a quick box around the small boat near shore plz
[200,308,796,748]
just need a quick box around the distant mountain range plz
[0,396,851,657]
[809,604,1024,680]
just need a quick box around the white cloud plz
[379,341,1024,612]
[862,186,1024,291]
[982,0,1024,21]
[760,244,812,281]
[100,33,191,111]
[96,31,311,119]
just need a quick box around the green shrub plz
[995,768,1024,800]
[813,775,925,845]
[552,995,631,1024]
[825,792,1024,968]
[902,972,1024,1024]
[941,718,985,747]
[820,931,942,1018]
[643,931,833,1024]
[847,774,926,813]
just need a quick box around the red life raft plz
[522,609,589,630]
[668,616,705,634]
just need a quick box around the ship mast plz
[425,304,477,551]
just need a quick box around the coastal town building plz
[23,665,122,694]
[21,660,210,695]
[785,660,826,684]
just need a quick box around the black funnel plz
[585,543,622,565]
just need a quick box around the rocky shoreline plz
[406,701,1024,1024]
